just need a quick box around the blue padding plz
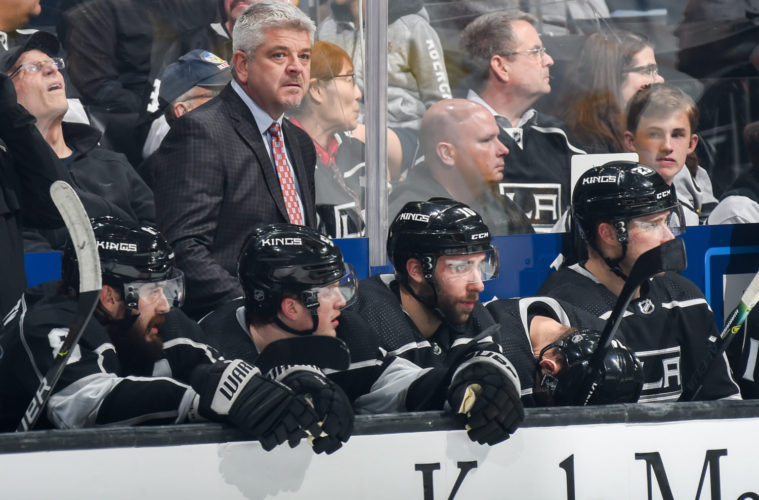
[25,224,759,322]
[24,251,62,287]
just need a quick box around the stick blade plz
[740,270,759,310]
[50,181,101,293]
[254,336,351,373]
[627,238,687,286]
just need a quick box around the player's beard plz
[112,313,166,368]
[430,283,478,326]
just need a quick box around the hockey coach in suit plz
[151,1,318,319]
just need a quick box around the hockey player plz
[538,161,741,402]
[486,296,644,406]
[0,217,352,454]
[200,221,525,446]
[334,198,524,439]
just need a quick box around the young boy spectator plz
[624,83,717,225]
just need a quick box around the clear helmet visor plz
[437,248,500,285]
[629,206,686,239]
[123,269,185,310]
[304,263,358,311]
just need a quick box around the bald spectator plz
[389,99,532,235]
[461,11,584,232]
[3,31,154,251]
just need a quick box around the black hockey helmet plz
[572,161,683,243]
[536,329,643,405]
[238,223,357,334]
[571,161,684,278]
[387,198,499,282]
[62,216,184,310]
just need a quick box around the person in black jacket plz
[3,31,155,252]
[0,3,65,318]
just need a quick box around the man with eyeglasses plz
[537,161,741,402]
[460,11,585,233]
[0,217,357,455]
[2,31,155,252]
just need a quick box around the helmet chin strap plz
[588,220,629,281]
[273,305,319,337]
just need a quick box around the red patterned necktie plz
[268,122,304,225]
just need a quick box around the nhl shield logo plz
[636,298,655,315]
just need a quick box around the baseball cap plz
[1,30,61,73]
[158,49,231,109]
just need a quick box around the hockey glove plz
[269,365,355,454]
[447,350,524,446]
[192,360,320,451]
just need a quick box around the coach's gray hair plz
[461,10,536,64]
[232,2,316,55]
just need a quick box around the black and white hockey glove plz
[447,350,524,446]
[269,365,355,454]
[192,360,320,451]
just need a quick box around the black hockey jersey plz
[339,274,503,367]
[0,284,220,431]
[198,297,421,409]
[538,265,741,402]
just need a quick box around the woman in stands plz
[553,30,664,154]
[288,41,402,238]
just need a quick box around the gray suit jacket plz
[151,84,317,318]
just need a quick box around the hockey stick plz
[254,336,351,374]
[581,238,687,405]
[17,181,101,431]
[680,269,759,401]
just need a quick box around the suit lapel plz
[224,88,290,222]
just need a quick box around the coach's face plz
[234,27,311,119]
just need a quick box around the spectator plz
[0,217,348,456]
[3,31,155,251]
[59,0,220,165]
[460,10,584,232]
[150,1,317,319]
[538,161,741,402]
[624,83,716,225]
[140,49,231,163]
[0,0,64,318]
[288,40,403,237]
[318,0,452,131]
[708,120,759,225]
[554,30,664,154]
[389,99,533,236]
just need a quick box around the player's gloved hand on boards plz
[447,350,524,446]
[269,364,354,454]
[192,360,320,451]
